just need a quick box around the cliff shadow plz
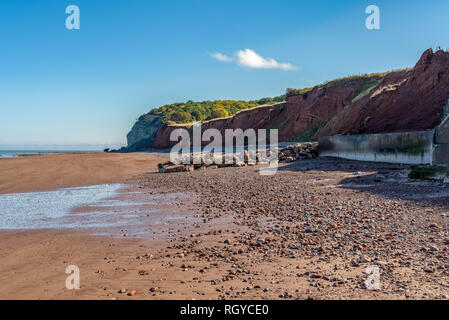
[278,157,449,209]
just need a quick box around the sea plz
[0,142,296,158]
[0,150,101,158]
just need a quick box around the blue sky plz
[1,0,449,149]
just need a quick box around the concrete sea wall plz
[318,131,435,165]
[435,114,449,144]
[434,112,449,164]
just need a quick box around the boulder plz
[158,162,189,173]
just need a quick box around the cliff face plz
[126,49,449,151]
[127,77,389,150]
[126,114,162,151]
[316,49,449,138]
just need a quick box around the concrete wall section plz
[436,116,449,144]
[432,144,449,164]
[319,131,434,165]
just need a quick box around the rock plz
[158,162,188,173]
[126,114,162,151]
[358,255,371,264]
[278,143,319,163]
[305,227,313,233]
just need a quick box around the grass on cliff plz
[286,69,411,100]
[285,87,313,99]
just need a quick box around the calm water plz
[0,183,191,239]
[0,150,100,158]
[0,184,127,230]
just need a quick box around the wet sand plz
[0,186,205,300]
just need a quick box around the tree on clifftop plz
[211,108,229,119]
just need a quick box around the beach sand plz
[1,154,449,300]
[0,152,168,194]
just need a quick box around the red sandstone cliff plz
[316,49,449,138]
[127,49,449,150]
[150,74,393,149]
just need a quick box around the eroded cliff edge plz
[125,49,449,151]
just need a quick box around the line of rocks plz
[278,142,318,162]
[158,142,319,173]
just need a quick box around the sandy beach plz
[0,152,168,194]
[1,153,449,300]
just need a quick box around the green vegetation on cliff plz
[142,69,412,126]
[147,96,285,125]
[285,87,313,99]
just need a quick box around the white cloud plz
[211,52,233,62]
[236,49,296,71]
[211,49,296,71]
